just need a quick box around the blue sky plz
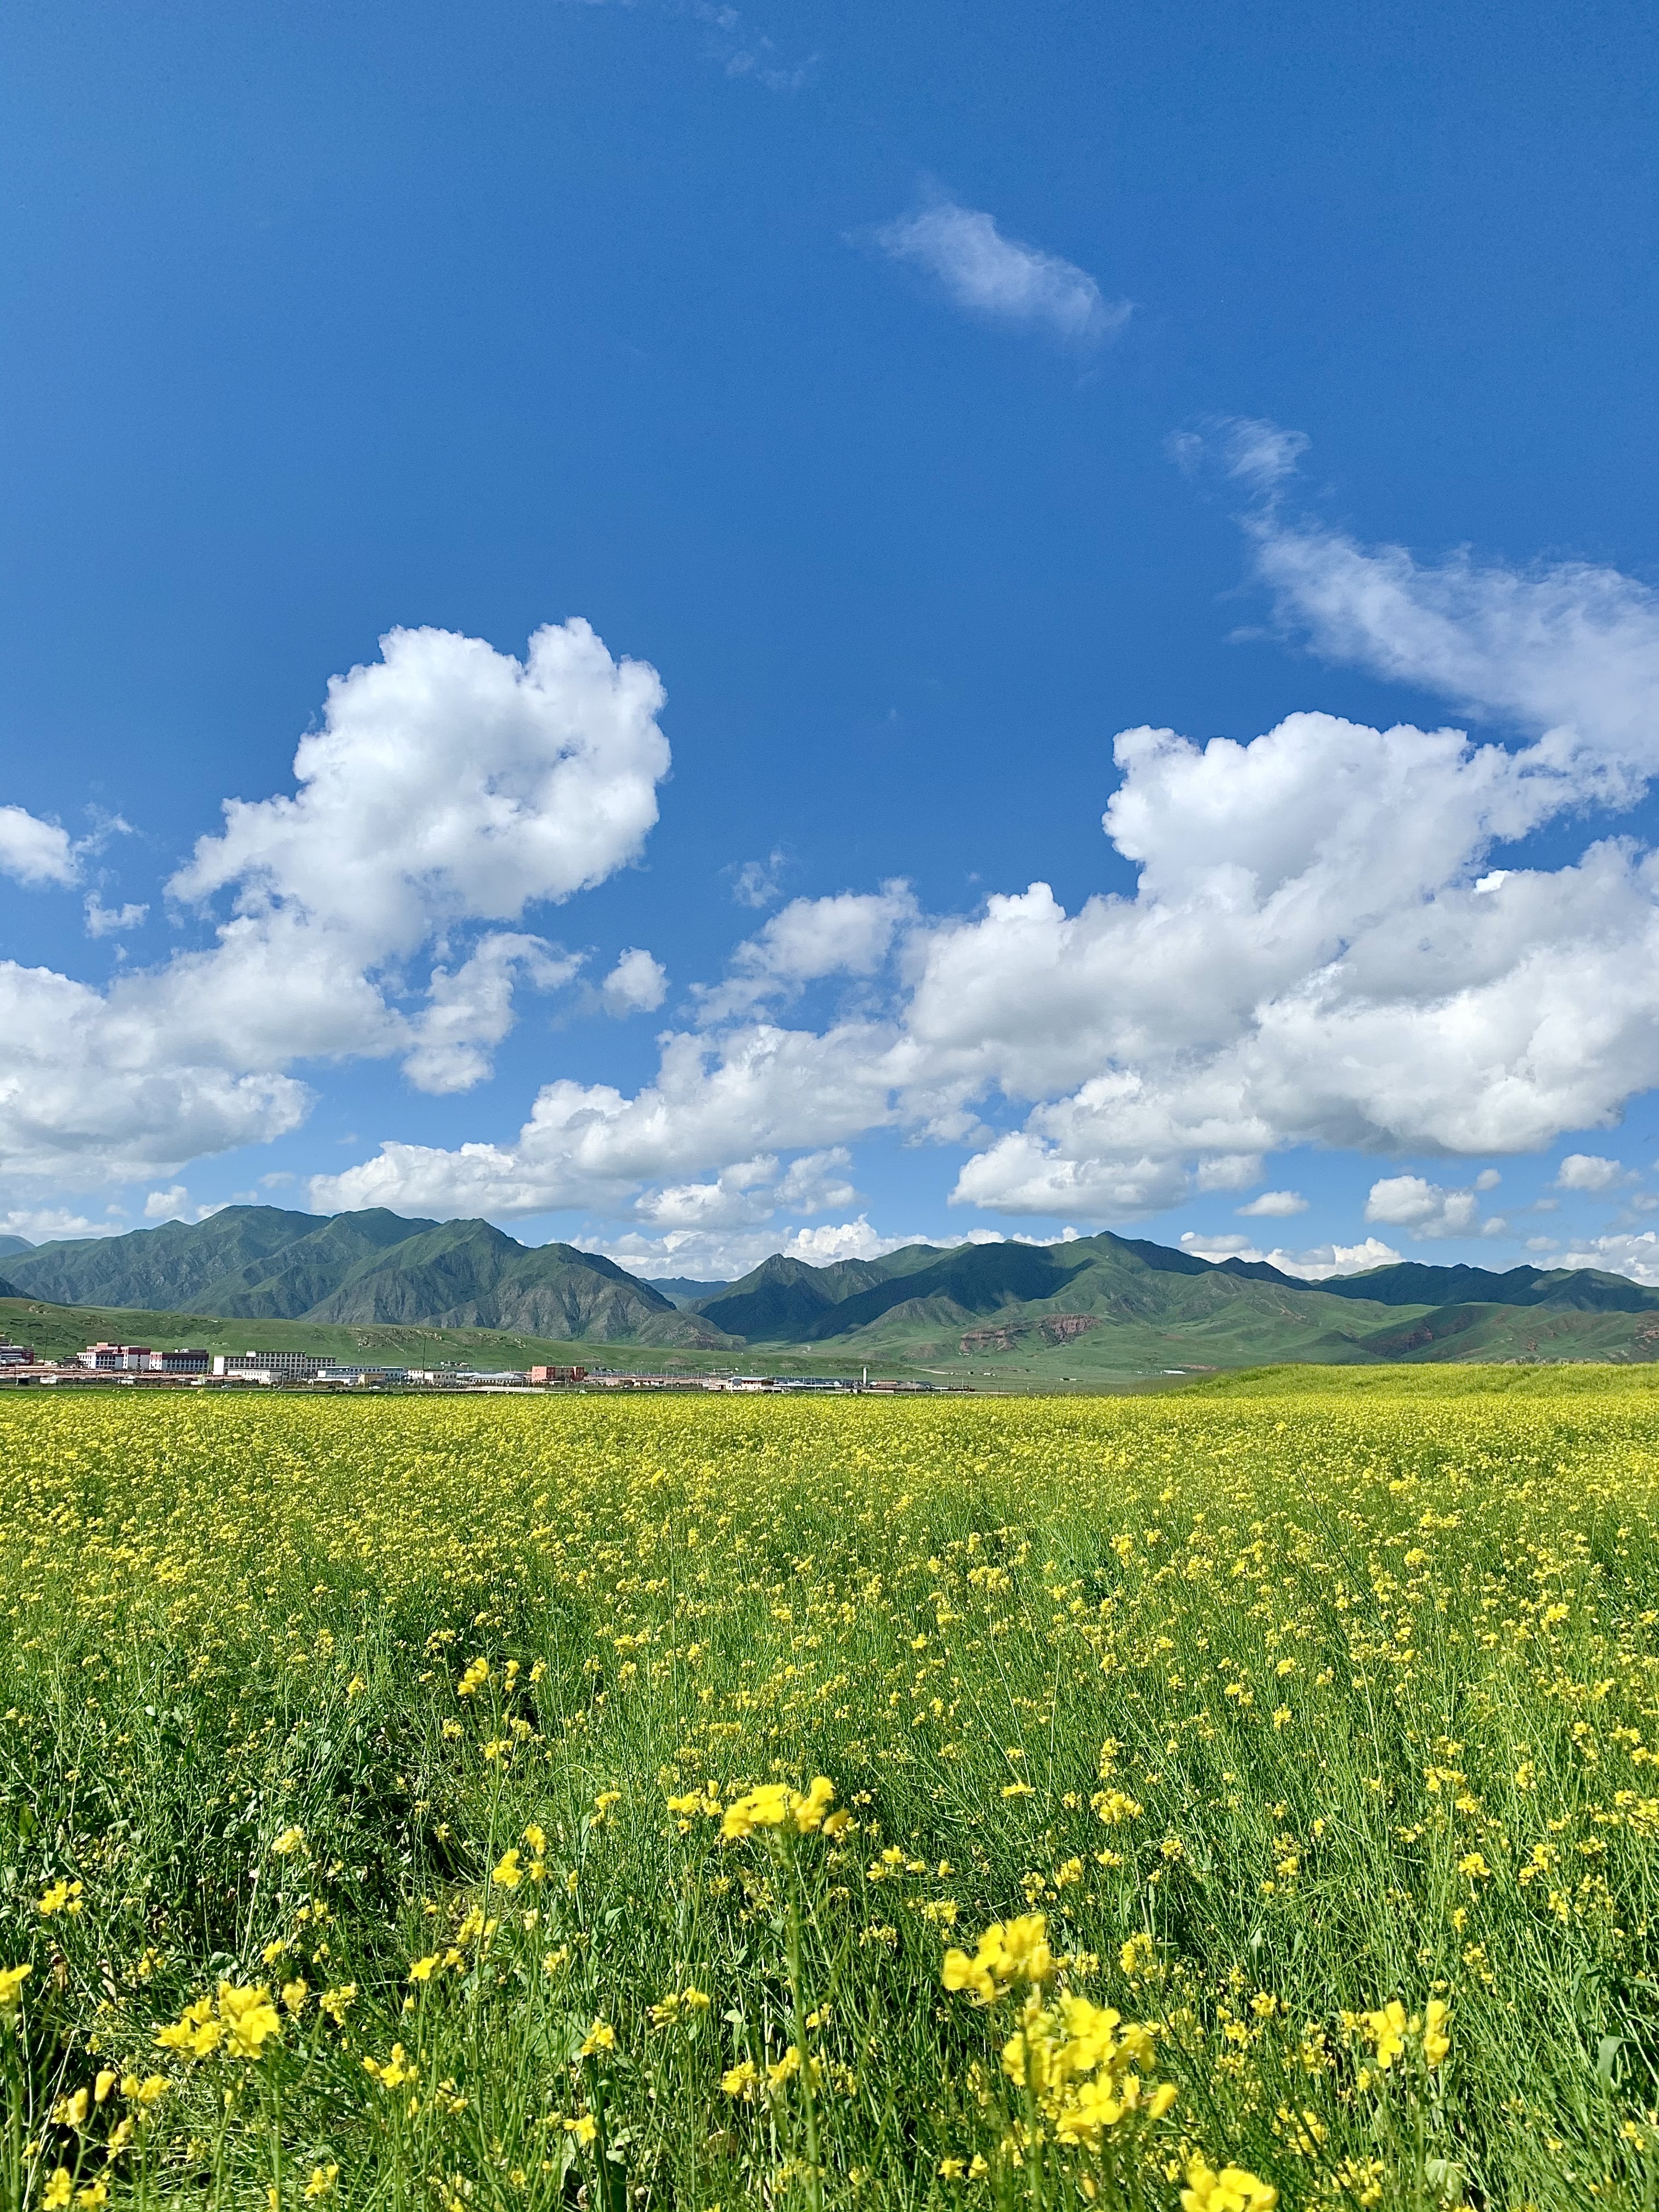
[3,0,1658,1282]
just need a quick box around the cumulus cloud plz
[309,1024,906,1219]
[601,948,669,1017]
[1551,1231,1659,1288]
[311,555,1659,1236]
[585,1212,927,1286]
[1178,1229,1404,1279]
[1364,1172,1504,1240]
[0,620,669,1188]
[84,897,148,938]
[1236,1189,1307,1217]
[0,805,76,888]
[632,1147,858,1233]
[0,1206,112,1243]
[325,552,1659,1233]
[173,622,667,949]
[1555,1152,1630,1192]
[871,198,1130,345]
[20,446,1659,1257]
[695,887,916,1020]
[403,935,583,1094]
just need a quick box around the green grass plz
[4,1376,1659,2208]
[0,1294,923,1380]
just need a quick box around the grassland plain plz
[4,1380,1659,2210]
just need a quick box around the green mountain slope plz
[6,1207,330,1309]
[196,1209,439,1317]
[8,1204,1659,1379]
[645,1277,734,1308]
[0,1235,34,1262]
[306,1220,732,1347]
[1286,1260,1659,1313]
[3,1205,729,1347]
[691,1231,1659,1379]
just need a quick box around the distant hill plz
[3,1205,732,1350]
[645,1277,734,1308]
[6,1205,1658,1378]
[682,1233,1659,1377]
[0,1234,34,1262]
[1296,1259,1659,1314]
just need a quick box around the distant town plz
[0,1339,963,1393]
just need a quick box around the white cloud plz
[1555,1152,1629,1192]
[310,1025,904,1219]
[143,1186,192,1221]
[314,526,1659,1233]
[629,1147,857,1234]
[173,620,667,953]
[585,1212,927,1286]
[1178,1229,1404,1280]
[0,1206,115,1243]
[1171,416,1309,490]
[871,198,1130,345]
[1365,1174,1486,1239]
[0,805,76,888]
[0,621,668,1189]
[696,887,916,1020]
[1236,464,1659,810]
[84,897,149,938]
[730,851,786,909]
[601,947,668,1017]
[1551,1232,1659,1288]
[1237,1189,1307,1217]
[403,934,582,1094]
[22,454,1659,1254]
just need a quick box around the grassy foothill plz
[4,1374,1659,2208]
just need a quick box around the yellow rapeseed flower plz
[941,1914,1054,2004]
[1180,2156,1279,2210]
[720,1776,837,1839]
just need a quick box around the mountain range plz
[0,1207,722,1347]
[4,1206,1659,1375]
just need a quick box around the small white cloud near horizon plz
[1178,1229,1403,1280]
[579,1211,922,1284]
[601,947,669,1017]
[0,1206,111,1244]
[1237,1188,1307,1218]
[1365,1172,1502,1240]
[143,1186,192,1221]
[1556,1152,1630,1193]
[871,196,1129,346]
[1553,1231,1659,1288]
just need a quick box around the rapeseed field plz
[3,1377,1659,2210]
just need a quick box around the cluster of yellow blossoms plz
[154,1982,284,2061]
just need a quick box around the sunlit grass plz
[4,1380,1659,2207]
